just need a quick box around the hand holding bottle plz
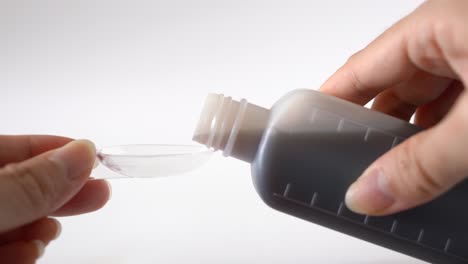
[320,0,468,216]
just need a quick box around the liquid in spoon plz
[97,144,212,178]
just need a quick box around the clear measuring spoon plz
[97,144,213,178]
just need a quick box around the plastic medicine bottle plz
[193,89,468,264]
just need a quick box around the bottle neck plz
[193,94,270,163]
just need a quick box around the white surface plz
[1,0,427,263]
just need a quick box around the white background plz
[1,0,427,263]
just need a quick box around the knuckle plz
[410,0,468,76]
[346,50,362,63]
[1,163,57,213]
[341,65,375,101]
[430,1,468,59]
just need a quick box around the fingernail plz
[345,168,395,215]
[51,218,62,240]
[49,140,96,180]
[32,240,45,258]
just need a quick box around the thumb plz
[0,140,96,232]
[345,94,468,216]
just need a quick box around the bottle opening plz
[193,94,270,163]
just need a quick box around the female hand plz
[320,0,468,216]
[0,135,111,263]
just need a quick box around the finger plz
[0,135,73,167]
[415,81,464,128]
[0,140,96,233]
[345,92,468,215]
[320,1,460,105]
[371,72,452,120]
[0,218,61,246]
[406,0,468,80]
[52,179,111,217]
[0,240,44,264]
[320,16,418,105]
